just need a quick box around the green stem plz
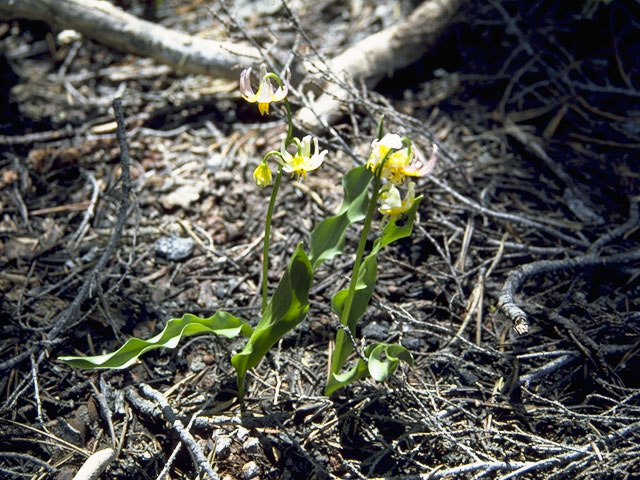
[329,150,393,379]
[262,166,283,314]
[284,98,293,147]
[337,173,382,333]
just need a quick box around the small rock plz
[214,436,232,459]
[362,321,390,341]
[243,437,260,454]
[242,461,260,479]
[213,170,235,184]
[154,236,195,261]
[161,182,205,210]
[401,335,421,350]
[236,426,250,442]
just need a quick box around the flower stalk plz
[329,151,387,373]
[261,164,283,313]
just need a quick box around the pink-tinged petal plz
[239,67,257,101]
[256,81,274,103]
[271,68,290,101]
[403,144,438,177]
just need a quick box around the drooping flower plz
[378,182,416,219]
[239,64,290,115]
[367,134,438,185]
[367,133,405,174]
[278,135,327,179]
[253,160,273,187]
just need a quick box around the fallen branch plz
[296,0,467,132]
[71,448,115,480]
[47,97,131,341]
[138,384,219,480]
[0,0,259,79]
[498,248,640,335]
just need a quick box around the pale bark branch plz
[0,0,260,79]
[296,0,468,132]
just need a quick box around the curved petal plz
[378,185,403,214]
[256,80,274,103]
[403,144,438,177]
[376,133,404,150]
[280,137,293,164]
[239,67,257,102]
[301,135,312,158]
[308,149,327,170]
[270,68,290,101]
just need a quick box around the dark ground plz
[1,0,639,479]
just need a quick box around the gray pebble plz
[154,236,195,261]
[214,436,232,459]
[242,461,260,479]
[243,437,260,454]
[362,321,390,341]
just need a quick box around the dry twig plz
[499,248,640,335]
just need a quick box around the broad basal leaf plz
[367,343,414,382]
[308,166,373,270]
[325,357,369,396]
[325,343,414,395]
[232,244,313,397]
[58,312,252,370]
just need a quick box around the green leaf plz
[376,115,385,140]
[325,343,414,394]
[58,312,252,370]
[232,244,312,398]
[308,166,373,270]
[325,357,369,396]
[376,195,423,251]
[368,343,414,382]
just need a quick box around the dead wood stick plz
[46,97,130,341]
[71,448,115,480]
[296,0,467,132]
[139,384,219,480]
[0,0,259,79]
[499,248,640,336]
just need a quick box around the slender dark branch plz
[0,452,57,473]
[428,175,589,247]
[499,249,640,335]
[0,348,35,372]
[589,195,640,254]
[139,384,219,480]
[46,97,131,341]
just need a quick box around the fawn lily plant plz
[59,65,438,400]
